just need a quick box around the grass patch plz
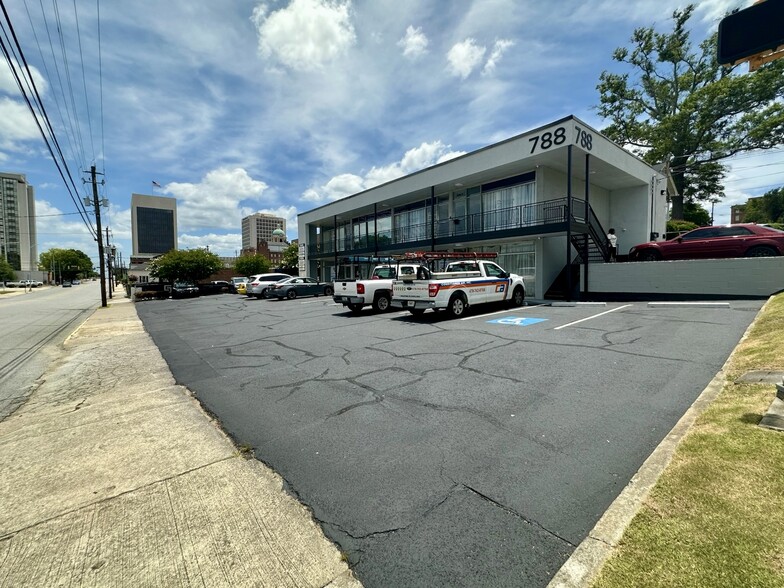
[594,294,784,588]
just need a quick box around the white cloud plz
[178,232,243,256]
[482,39,514,76]
[251,0,356,71]
[446,38,486,79]
[0,60,47,96]
[302,141,466,203]
[0,97,42,150]
[163,167,269,231]
[398,25,429,59]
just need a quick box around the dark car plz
[197,281,231,295]
[268,277,334,300]
[628,224,784,261]
[171,282,200,298]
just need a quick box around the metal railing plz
[308,197,602,256]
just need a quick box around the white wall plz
[585,257,784,297]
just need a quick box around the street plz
[0,282,102,420]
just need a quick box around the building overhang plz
[299,115,664,229]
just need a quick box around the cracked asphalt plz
[137,295,763,587]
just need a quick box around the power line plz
[0,0,96,239]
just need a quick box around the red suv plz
[629,224,784,261]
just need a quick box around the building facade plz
[131,193,177,256]
[130,193,177,283]
[242,213,287,251]
[0,172,37,271]
[298,116,670,300]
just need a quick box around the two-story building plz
[298,115,670,300]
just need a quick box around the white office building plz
[0,172,37,272]
[298,116,670,300]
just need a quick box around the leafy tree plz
[39,248,93,282]
[683,201,711,226]
[742,187,784,223]
[148,248,223,282]
[281,243,299,268]
[597,5,784,219]
[233,253,270,276]
[0,257,16,282]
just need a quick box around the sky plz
[2,0,783,268]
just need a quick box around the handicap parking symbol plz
[488,317,547,326]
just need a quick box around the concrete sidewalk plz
[0,297,360,587]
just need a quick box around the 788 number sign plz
[528,124,593,154]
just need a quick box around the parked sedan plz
[171,282,200,298]
[629,224,784,261]
[268,277,334,300]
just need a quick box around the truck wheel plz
[347,303,363,313]
[447,293,467,318]
[324,285,334,296]
[373,293,391,312]
[510,286,525,307]
[409,308,426,316]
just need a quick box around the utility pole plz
[106,227,113,299]
[88,165,107,307]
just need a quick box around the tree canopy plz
[39,248,93,281]
[148,248,223,282]
[0,257,16,282]
[742,187,784,224]
[281,243,299,269]
[597,5,784,219]
[233,253,270,277]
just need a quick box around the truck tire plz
[510,286,525,307]
[347,303,363,313]
[373,292,391,312]
[447,293,467,318]
[324,285,334,296]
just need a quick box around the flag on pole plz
[152,181,162,188]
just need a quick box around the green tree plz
[39,248,93,282]
[233,254,270,276]
[0,257,16,282]
[682,201,711,226]
[148,248,223,282]
[281,243,299,268]
[597,5,784,219]
[743,187,784,223]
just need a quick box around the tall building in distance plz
[0,172,37,271]
[131,193,177,256]
[242,212,287,251]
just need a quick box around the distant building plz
[131,193,177,256]
[0,172,37,271]
[730,197,762,224]
[242,213,287,251]
[130,193,177,283]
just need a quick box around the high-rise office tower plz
[0,172,37,271]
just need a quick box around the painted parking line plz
[459,303,546,321]
[553,304,633,330]
[487,317,548,327]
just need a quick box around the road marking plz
[460,303,547,321]
[553,304,632,330]
[488,317,547,326]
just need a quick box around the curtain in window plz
[482,181,535,230]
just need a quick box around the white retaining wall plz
[584,257,784,298]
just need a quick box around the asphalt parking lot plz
[137,294,764,588]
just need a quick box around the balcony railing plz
[309,197,594,256]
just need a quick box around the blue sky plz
[2,0,782,266]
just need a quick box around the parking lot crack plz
[462,484,576,548]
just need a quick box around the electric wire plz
[72,0,95,162]
[0,0,96,239]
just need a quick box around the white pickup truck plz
[333,263,423,313]
[390,256,525,318]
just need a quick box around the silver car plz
[246,273,291,299]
